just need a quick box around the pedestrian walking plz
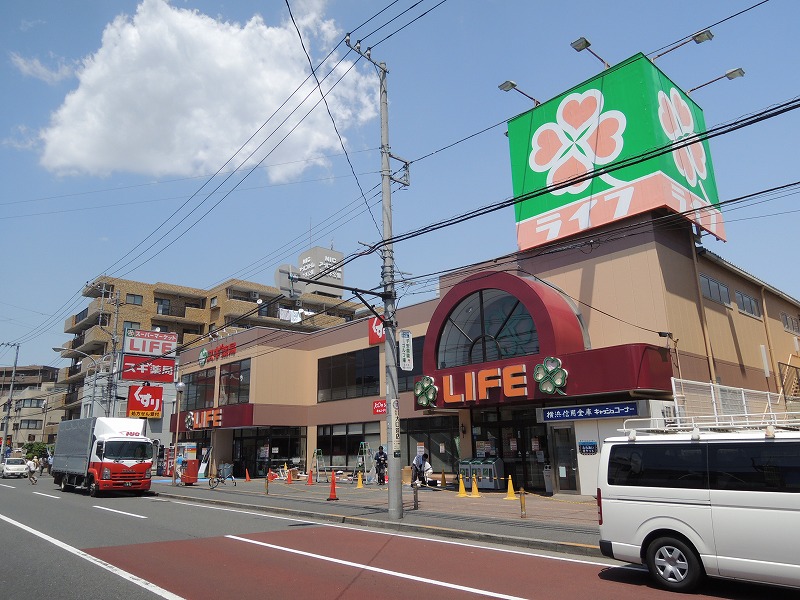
[26,458,38,485]
[38,456,46,476]
[47,454,53,474]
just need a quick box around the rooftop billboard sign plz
[507,53,726,251]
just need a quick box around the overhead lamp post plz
[53,347,99,418]
[652,29,713,60]
[570,37,610,69]
[498,80,541,106]
[686,68,745,94]
[172,381,185,486]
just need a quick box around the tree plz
[23,441,48,459]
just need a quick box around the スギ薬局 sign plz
[507,53,725,251]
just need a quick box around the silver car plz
[1,457,28,478]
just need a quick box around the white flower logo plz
[657,88,708,190]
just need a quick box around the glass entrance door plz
[549,425,578,492]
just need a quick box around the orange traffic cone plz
[267,468,278,481]
[306,468,314,485]
[326,471,339,501]
[245,469,251,482]
[286,468,293,484]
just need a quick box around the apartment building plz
[54,272,364,429]
[0,365,65,447]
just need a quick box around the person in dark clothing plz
[374,446,388,485]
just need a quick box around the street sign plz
[399,329,413,371]
[126,385,163,418]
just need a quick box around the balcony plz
[64,297,106,334]
[150,304,206,325]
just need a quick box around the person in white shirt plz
[26,458,38,485]
[411,453,432,486]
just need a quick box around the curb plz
[154,490,603,558]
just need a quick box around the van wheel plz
[646,536,703,592]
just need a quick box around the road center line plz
[93,505,147,519]
[227,534,528,600]
[0,512,183,600]
[0,483,16,488]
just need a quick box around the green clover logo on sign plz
[414,375,438,407]
[533,357,568,395]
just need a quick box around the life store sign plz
[123,329,178,357]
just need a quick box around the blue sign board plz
[542,401,639,422]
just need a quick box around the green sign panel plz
[507,53,725,251]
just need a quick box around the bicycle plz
[208,463,236,489]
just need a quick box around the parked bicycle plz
[208,463,236,489]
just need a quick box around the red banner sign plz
[120,355,176,383]
[373,399,387,415]
[126,385,163,418]
[368,316,385,345]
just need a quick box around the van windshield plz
[103,440,153,460]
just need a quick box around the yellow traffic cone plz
[504,475,516,500]
[356,471,363,488]
[456,473,468,497]
[470,473,481,498]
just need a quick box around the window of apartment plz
[123,321,141,332]
[700,274,730,306]
[155,298,171,315]
[781,312,800,334]
[126,294,143,306]
[735,291,761,318]
[219,359,251,405]
[181,368,216,411]
[19,419,43,429]
[21,399,45,408]
[258,303,271,317]
[210,296,218,308]
[397,336,425,393]
[152,325,169,333]
[317,347,380,402]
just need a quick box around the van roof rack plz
[620,411,800,435]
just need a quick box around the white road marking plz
[227,534,528,599]
[171,500,627,570]
[0,483,16,488]
[93,505,147,519]
[32,491,60,499]
[0,512,184,600]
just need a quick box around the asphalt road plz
[1,476,798,599]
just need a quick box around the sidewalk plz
[151,475,601,557]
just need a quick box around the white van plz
[597,421,800,592]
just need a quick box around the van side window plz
[607,444,708,489]
[709,442,800,493]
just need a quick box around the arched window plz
[437,289,538,369]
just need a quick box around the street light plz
[652,29,713,60]
[53,347,99,418]
[498,80,541,106]
[570,37,610,69]
[171,381,185,486]
[686,68,745,94]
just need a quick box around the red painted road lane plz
[86,524,797,600]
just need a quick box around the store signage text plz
[186,407,224,430]
[198,342,237,367]
[120,355,176,383]
[442,364,528,404]
[368,316,385,345]
[372,399,386,415]
[123,329,178,357]
[543,401,638,422]
[126,385,163,418]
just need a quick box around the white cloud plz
[39,0,378,181]
[10,52,75,84]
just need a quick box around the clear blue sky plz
[1,0,797,367]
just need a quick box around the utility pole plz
[0,342,20,459]
[98,284,121,417]
[346,35,409,520]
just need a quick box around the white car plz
[1,457,28,478]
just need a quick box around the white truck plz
[52,417,155,497]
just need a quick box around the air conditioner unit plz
[250,291,259,300]
[295,299,302,307]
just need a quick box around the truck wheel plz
[88,477,100,498]
[646,536,703,592]
[60,477,69,492]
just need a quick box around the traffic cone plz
[440,470,447,489]
[356,472,364,488]
[245,469,251,482]
[286,468,293,484]
[268,469,278,481]
[470,474,481,497]
[327,471,339,501]
[457,473,468,497]
[306,469,314,485]
[504,475,516,500]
